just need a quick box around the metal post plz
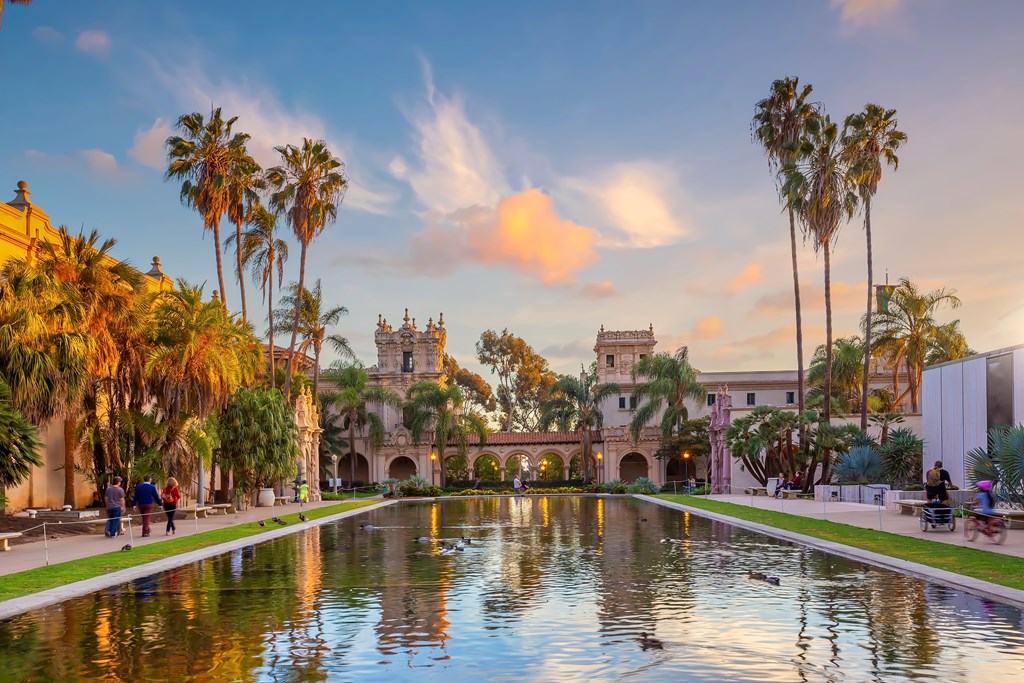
[43,522,50,566]
[127,515,134,545]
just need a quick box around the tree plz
[807,336,864,414]
[275,279,355,396]
[539,371,619,483]
[844,104,908,430]
[926,320,973,365]
[880,427,922,487]
[319,364,401,487]
[406,381,487,488]
[0,0,30,28]
[219,388,299,502]
[266,138,348,399]
[629,346,707,442]
[0,379,42,513]
[784,114,858,422]
[752,77,819,430]
[228,205,289,389]
[476,328,556,431]
[443,354,497,416]
[966,424,1024,509]
[165,107,252,312]
[869,411,904,446]
[653,417,711,482]
[870,277,961,412]
[726,406,813,486]
[225,145,263,323]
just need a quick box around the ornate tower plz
[367,309,447,427]
[594,325,658,429]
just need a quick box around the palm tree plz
[926,320,973,365]
[406,381,487,488]
[784,114,858,422]
[227,206,289,389]
[540,371,620,483]
[807,336,864,414]
[0,379,43,514]
[869,411,904,446]
[844,104,907,430]
[225,147,263,323]
[753,77,819,426]
[871,277,960,412]
[266,138,348,399]
[165,107,251,312]
[0,0,31,28]
[319,364,402,487]
[628,346,707,443]
[275,279,355,395]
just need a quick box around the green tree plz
[406,381,487,488]
[752,77,819,426]
[628,346,706,442]
[225,144,263,323]
[219,388,299,501]
[539,371,619,483]
[266,138,349,399]
[869,410,904,446]
[444,354,497,416]
[784,114,858,422]
[319,364,401,487]
[476,328,556,431]
[807,336,864,414]
[966,424,1024,509]
[165,107,251,312]
[276,279,355,396]
[844,104,907,430]
[0,379,42,513]
[726,406,814,486]
[926,320,973,365]
[880,427,922,487]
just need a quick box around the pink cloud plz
[692,315,724,339]
[581,281,616,298]
[726,263,763,295]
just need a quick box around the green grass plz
[0,501,377,603]
[656,495,1024,592]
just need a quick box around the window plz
[746,392,756,406]
[606,354,615,368]
[707,394,716,406]
[629,396,637,410]
[402,351,414,373]
[619,396,626,410]
[987,353,1014,430]
[639,354,647,360]
[786,391,795,405]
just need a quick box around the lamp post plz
[596,452,603,484]
[330,454,339,494]
[430,452,437,487]
[683,451,691,491]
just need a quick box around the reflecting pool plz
[1,497,1023,681]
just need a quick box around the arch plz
[473,454,500,480]
[504,453,534,479]
[618,452,649,483]
[666,456,696,482]
[568,453,599,480]
[387,456,418,481]
[537,453,564,481]
[335,453,369,486]
[444,454,470,481]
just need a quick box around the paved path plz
[0,497,379,577]
[701,494,1024,558]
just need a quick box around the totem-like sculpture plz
[294,385,323,501]
[709,386,733,494]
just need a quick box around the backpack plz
[926,468,942,487]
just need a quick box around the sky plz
[1,0,1022,380]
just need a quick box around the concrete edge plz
[636,494,1024,611]
[0,500,393,621]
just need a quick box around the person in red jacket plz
[161,477,181,536]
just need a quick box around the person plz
[161,477,181,535]
[788,472,802,491]
[522,478,531,493]
[513,475,522,495]
[133,474,161,537]
[688,477,696,493]
[773,473,786,498]
[299,480,309,504]
[925,460,953,504]
[104,476,126,538]
[971,480,998,537]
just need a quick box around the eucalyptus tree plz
[165,107,251,312]
[319,364,402,487]
[752,77,819,424]
[540,371,619,483]
[406,381,487,488]
[844,104,907,429]
[227,206,289,388]
[225,145,263,322]
[275,278,355,396]
[266,138,348,398]
[784,114,858,422]
[628,346,706,442]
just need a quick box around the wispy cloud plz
[832,0,902,28]
[128,118,173,169]
[32,26,62,44]
[80,149,118,174]
[692,315,724,339]
[580,281,617,298]
[26,148,120,176]
[726,263,763,295]
[76,30,110,56]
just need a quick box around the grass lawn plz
[0,501,377,603]
[656,495,1024,592]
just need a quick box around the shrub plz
[833,445,882,484]
[881,427,924,487]
[399,476,443,498]
[966,424,1024,508]
[601,479,628,494]
[691,485,710,495]
[626,477,661,494]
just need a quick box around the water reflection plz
[1,497,1022,682]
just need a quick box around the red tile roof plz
[455,430,602,446]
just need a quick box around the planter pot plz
[257,488,276,507]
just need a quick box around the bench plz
[209,503,236,515]
[746,487,768,496]
[274,496,291,506]
[85,517,130,534]
[896,500,928,516]
[994,509,1024,529]
[176,506,211,520]
[782,490,813,500]
[0,532,22,551]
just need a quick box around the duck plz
[748,571,766,580]
[360,523,375,531]
[273,517,287,526]
[298,513,308,522]
[461,537,472,545]
[640,517,648,522]
[639,632,663,649]
[765,576,780,585]
[121,544,132,552]
[416,537,431,543]
[258,520,266,527]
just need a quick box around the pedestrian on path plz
[513,475,522,495]
[133,475,161,537]
[104,477,126,538]
[299,480,309,505]
[162,477,181,535]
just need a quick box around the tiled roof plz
[455,430,602,446]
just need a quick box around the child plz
[972,480,998,533]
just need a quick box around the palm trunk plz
[349,414,357,487]
[212,217,228,313]
[439,447,447,488]
[910,364,920,413]
[823,243,833,423]
[63,417,77,507]
[860,200,873,430]
[268,275,276,390]
[788,206,807,432]
[313,345,321,397]
[283,241,308,399]
[235,218,248,322]
[582,430,591,483]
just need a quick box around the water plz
[1,497,1022,682]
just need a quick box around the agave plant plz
[880,427,923,487]
[966,424,1024,508]
[833,445,882,484]
[626,477,661,494]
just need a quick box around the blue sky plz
[1,0,1022,378]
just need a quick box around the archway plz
[538,453,564,481]
[474,454,500,480]
[445,454,470,482]
[506,453,533,480]
[569,454,599,481]
[388,456,417,481]
[619,452,649,482]
[336,453,369,486]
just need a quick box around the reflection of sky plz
[4,497,1024,681]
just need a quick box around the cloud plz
[691,315,724,340]
[26,148,120,176]
[32,26,62,44]
[712,326,803,362]
[727,263,763,295]
[128,118,173,169]
[753,281,866,316]
[75,30,110,55]
[79,149,118,174]
[580,281,616,298]
[832,0,902,28]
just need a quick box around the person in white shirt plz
[513,475,522,494]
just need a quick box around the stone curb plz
[0,500,393,621]
[637,494,1024,610]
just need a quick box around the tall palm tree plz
[165,107,251,312]
[540,371,620,483]
[844,104,907,429]
[784,114,858,423]
[225,147,263,323]
[0,379,43,514]
[753,77,819,426]
[228,206,289,390]
[926,320,973,365]
[275,279,355,395]
[807,336,864,414]
[628,346,706,445]
[871,277,960,412]
[406,381,487,488]
[319,364,402,487]
[0,0,31,28]
[266,138,348,399]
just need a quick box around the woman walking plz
[162,477,181,535]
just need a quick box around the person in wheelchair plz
[972,480,998,532]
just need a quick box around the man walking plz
[104,477,126,538]
[133,475,161,537]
